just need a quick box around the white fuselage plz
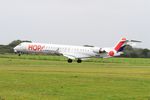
[14,42,114,59]
[14,38,131,63]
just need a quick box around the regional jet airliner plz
[14,38,141,63]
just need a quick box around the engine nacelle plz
[108,50,123,57]
[93,47,123,57]
[93,47,106,54]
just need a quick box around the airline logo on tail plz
[114,38,127,52]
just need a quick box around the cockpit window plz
[18,43,22,46]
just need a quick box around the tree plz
[141,49,150,58]
[0,40,32,54]
[8,40,22,47]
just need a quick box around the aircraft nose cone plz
[13,46,18,53]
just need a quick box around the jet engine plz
[93,48,106,54]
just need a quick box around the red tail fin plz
[114,38,126,51]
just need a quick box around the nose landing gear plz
[18,53,21,56]
[14,51,21,56]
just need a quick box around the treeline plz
[0,40,150,58]
[0,40,31,54]
[122,46,150,58]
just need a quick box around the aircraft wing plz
[63,53,76,60]
[62,52,91,60]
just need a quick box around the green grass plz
[0,54,150,100]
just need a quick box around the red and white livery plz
[14,38,140,63]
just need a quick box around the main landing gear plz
[67,59,82,63]
[77,59,82,63]
[68,59,73,63]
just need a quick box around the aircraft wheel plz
[68,59,73,63]
[18,52,22,56]
[77,59,82,63]
[18,53,21,56]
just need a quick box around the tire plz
[77,59,82,63]
[68,59,73,63]
[18,53,21,56]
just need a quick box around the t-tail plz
[114,37,142,52]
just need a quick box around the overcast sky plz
[0,0,150,48]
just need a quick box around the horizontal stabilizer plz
[130,40,142,43]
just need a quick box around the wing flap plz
[62,52,91,60]
[63,54,76,60]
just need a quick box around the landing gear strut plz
[68,59,73,63]
[77,59,82,63]
[15,51,21,56]
[18,53,21,56]
[18,52,22,56]
[67,59,82,63]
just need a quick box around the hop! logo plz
[28,45,45,51]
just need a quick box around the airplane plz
[13,38,141,63]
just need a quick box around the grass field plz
[0,54,150,100]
